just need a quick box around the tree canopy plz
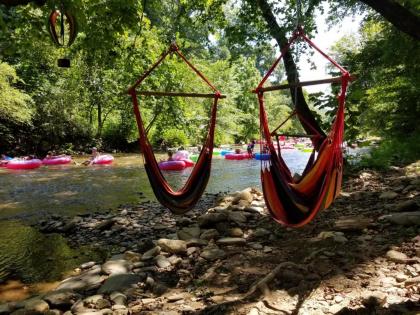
[0,0,418,162]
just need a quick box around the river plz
[0,151,312,300]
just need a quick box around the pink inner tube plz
[224,153,251,160]
[182,159,195,167]
[42,156,72,165]
[158,160,186,171]
[6,159,42,170]
[93,155,114,165]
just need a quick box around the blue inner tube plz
[220,150,233,156]
[254,153,270,160]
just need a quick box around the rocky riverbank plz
[1,163,420,315]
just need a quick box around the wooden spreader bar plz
[272,133,317,138]
[137,91,226,98]
[253,76,355,93]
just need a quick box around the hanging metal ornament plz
[48,6,77,47]
[48,3,77,67]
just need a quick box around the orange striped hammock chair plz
[128,43,224,214]
[254,27,353,227]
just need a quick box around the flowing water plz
[0,151,312,300]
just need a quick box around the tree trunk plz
[97,102,102,137]
[360,0,420,41]
[255,0,326,150]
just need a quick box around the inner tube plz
[6,159,42,170]
[254,153,270,160]
[220,150,233,156]
[224,153,251,160]
[158,160,186,171]
[42,156,72,165]
[182,159,195,167]
[93,155,114,165]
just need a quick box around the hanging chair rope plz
[254,27,353,227]
[129,43,224,214]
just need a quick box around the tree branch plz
[360,0,420,41]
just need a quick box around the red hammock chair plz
[254,27,353,227]
[128,43,225,214]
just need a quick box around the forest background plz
[0,0,419,169]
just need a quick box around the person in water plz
[167,151,174,161]
[83,147,100,166]
[247,140,256,155]
[45,150,67,159]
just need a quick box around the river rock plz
[216,237,246,246]
[81,261,96,269]
[198,212,228,227]
[96,298,111,309]
[200,248,226,261]
[386,250,409,263]
[155,255,171,268]
[95,219,115,230]
[123,251,142,262]
[316,231,348,243]
[232,189,254,204]
[200,229,220,240]
[83,294,104,305]
[141,246,161,260]
[102,259,130,275]
[137,238,155,252]
[229,227,244,237]
[177,227,201,241]
[379,191,398,200]
[334,216,372,231]
[228,211,247,225]
[186,238,208,247]
[56,268,105,292]
[44,290,81,308]
[381,211,420,225]
[24,298,50,313]
[157,239,187,254]
[98,274,144,294]
[168,255,182,265]
[110,292,127,306]
[252,228,270,238]
[395,200,419,212]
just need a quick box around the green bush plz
[161,128,188,148]
[357,134,420,170]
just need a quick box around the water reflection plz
[0,220,106,285]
